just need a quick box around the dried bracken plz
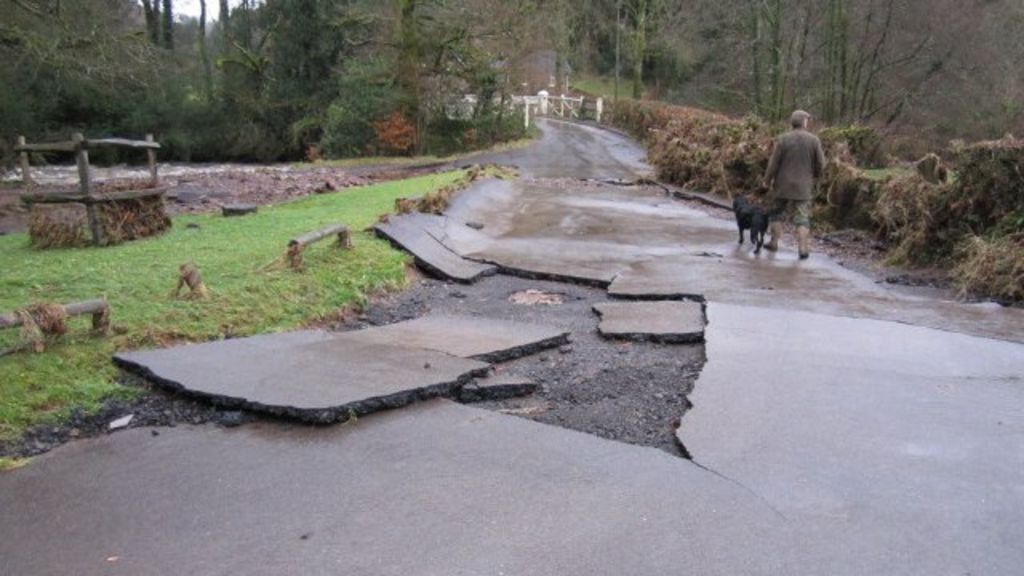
[953,233,1024,303]
[17,304,69,353]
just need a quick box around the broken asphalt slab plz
[438,177,716,286]
[593,301,706,343]
[606,253,1024,343]
[114,330,489,423]
[0,401,801,575]
[677,303,1024,575]
[375,213,496,283]
[352,314,569,363]
[458,372,538,402]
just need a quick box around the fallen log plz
[286,224,353,270]
[0,299,111,353]
[0,299,109,330]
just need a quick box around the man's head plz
[790,110,811,129]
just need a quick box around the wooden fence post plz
[524,99,530,129]
[146,133,158,186]
[72,133,91,196]
[17,135,32,187]
[73,132,103,246]
[596,98,604,123]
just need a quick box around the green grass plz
[0,456,30,471]
[862,166,915,181]
[573,75,636,100]
[0,170,466,441]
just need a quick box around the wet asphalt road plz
[1,118,1023,575]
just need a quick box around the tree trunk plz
[749,1,763,116]
[397,0,423,152]
[219,0,230,47]
[631,0,648,99]
[162,0,174,50]
[199,0,213,99]
[766,0,785,121]
[142,0,161,45]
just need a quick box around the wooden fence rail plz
[286,224,353,270]
[15,132,162,190]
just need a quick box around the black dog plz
[732,195,768,254]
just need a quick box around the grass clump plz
[0,456,31,472]
[0,170,466,441]
[953,233,1024,302]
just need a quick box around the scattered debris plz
[509,289,565,306]
[108,415,134,430]
[222,203,258,217]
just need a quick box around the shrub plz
[871,173,955,264]
[950,136,1024,232]
[620,100,775,198]
[373,112,417,156]
[820,125,886,168]
[818,160,883,231]
[320,58,400,158]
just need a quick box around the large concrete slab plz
[114,331,489,423]
[375,213,496,283]
[593,301,706,343]
[0,401,800,575]
[607,252,1024,342]
[441,177,713,286]
[351,314,569,362]
[678,303,1024,575]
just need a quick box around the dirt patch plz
[343,275,705,457]
[0,162,454,235]
[0,374,263,459]
[510,289,566,306]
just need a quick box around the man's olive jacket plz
[765,128,827,201]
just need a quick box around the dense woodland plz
[1,0,1023,164]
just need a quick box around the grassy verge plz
[573,75,637,100]
[0,456,30,471]
[0,170,466,441]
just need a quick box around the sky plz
[172,0,244,19]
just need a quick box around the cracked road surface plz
[2,118,1023,575]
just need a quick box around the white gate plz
[515,92,602,128]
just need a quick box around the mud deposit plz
[349,275,704,456]
[0,374,262,459]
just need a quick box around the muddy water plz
[1,162,300,187]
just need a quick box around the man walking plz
[763,110,826,259]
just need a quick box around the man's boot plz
[764,222,783,252]
[797,226,811,260]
